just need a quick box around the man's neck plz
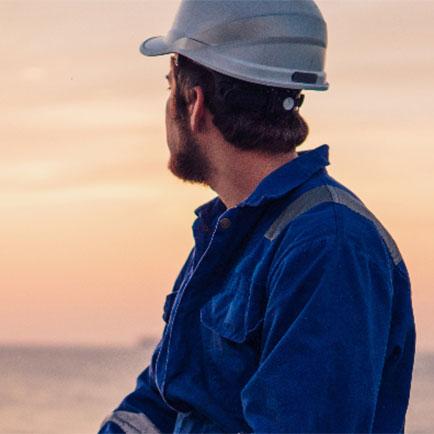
[206,142,298,209]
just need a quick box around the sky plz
[1,1,433,350]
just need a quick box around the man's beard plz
[167,111,213,186]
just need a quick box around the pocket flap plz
[199,274,264,343]
[162,290,180,323]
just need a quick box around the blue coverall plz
[99,145,416,433]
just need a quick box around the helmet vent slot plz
[292,72,318,84]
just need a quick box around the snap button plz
[219,217,231,230]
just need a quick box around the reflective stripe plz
[100,410,161,434]
[265,185,402,265]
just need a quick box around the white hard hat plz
[140,0,328,91]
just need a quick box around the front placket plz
[155,205,263,412]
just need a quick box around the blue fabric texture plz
[99,145,416,434]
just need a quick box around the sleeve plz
[240,236,394,433]
[98,358,178,434]
[98,248,197,433]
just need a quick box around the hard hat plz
[140,0,328,91]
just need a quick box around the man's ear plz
[188,86,207,133]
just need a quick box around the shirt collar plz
[194,144,330,219]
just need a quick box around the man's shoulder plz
[265,175,403,269]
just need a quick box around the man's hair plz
[174,54,309,155]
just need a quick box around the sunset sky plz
[1,1,433,350]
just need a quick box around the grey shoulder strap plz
[265,185,402,266]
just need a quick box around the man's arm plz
[98,350,177,434]
[240,235,393,433]
[98,248,196,433]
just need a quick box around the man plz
[99,1,415,433]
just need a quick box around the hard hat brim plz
[140,36,172,57]
[139,36,329,91]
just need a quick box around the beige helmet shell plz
[140,0,329,91]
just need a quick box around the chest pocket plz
[199,273,266,344]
